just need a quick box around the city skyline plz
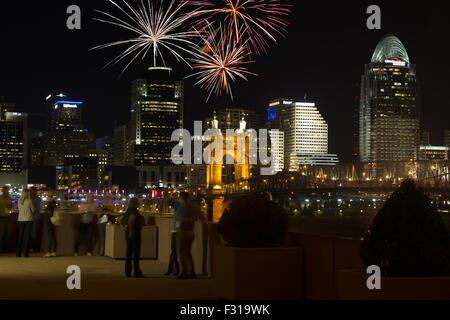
[0,1,449,305]
[1,1,449,162]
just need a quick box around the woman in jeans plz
[119,198,145,278]
[16,189,35,258]
[44,193,57,257]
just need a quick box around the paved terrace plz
[0,254,216,300]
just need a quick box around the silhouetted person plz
[175,192,201,279]
[30,187,42,252]
[16,189,35,257]
[119,197,145,278]
[165,194,179,276]
[44,193,58,257]
[75,197,96,256]
[0,186,13,253]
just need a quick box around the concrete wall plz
[4,213,157,257]
[289,233,365,300]
[289,216,372,239]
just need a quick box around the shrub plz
[359,179,450,277]
[218,194,289,248]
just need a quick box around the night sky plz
[1,1,449,162]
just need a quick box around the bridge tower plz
[205,114,252,223]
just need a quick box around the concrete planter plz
[337,270,450,300]
[105,224,157,259]
[213,245,303,300]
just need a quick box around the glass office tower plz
[359,35,420,163]
[130,67,184,166]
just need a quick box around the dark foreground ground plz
[0,254,216,300]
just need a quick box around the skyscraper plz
[43,93,95,166]
[96,136,114,166]
[352,96,360,162]
[359,35,420,163]
[130,67,184,166]
[113,124,133,167]
[268,98,338,171]
[0,102,27,173]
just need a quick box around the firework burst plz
[92,0,199,74]
[187,0,292,55]
[186,23,257,101]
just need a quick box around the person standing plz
[44,193,58,258]
[175,192,200,280]
[165,196,180,276]
[98,207,111,256]
[0,186,13,253]
[119,198,145,278]
[16,189,35,258]
[164,215,179,276]
[74,201,95,256]
[30,187,42,253]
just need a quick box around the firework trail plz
[186,23,257,101]
[186,0,292,55]
[92,0,199,74]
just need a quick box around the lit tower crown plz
[371,34,410,65]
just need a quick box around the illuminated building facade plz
[268,99,338,171]
[57,157,99,191]
[269,130,284,173]
[0,102,27,173]
[138,166,188,189]
[353,96,360,162]
[96,136,114,166]
[113,124,133,166]
[43,93,95,166]
[419,146,449,161]
[29,129,44,168]
[130,67,183,166]
[359,35,420,163]
[88,149,108,186]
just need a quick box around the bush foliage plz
[218,194,289,248]
[359,179,450,277]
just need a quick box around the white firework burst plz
[92,0,198,74]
